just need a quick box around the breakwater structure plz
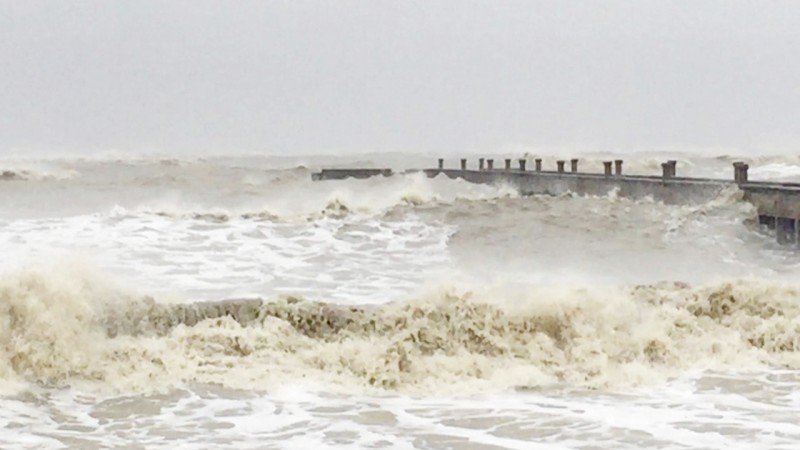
[313,158,800,246]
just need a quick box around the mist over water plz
[3,152,800,448]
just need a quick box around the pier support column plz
[487,159,494,171]
[759,215,777,230]
[615,160,623,176]
[461,159,467,171]
[519,159,527,171]
[571,159,579,173]
[438,158,444,170]
[479,158,485,171]
[505,159,511,170]
[557,160,565,173]
[535,158,542,172]
[603,161,613,177]
[776,217,797,245]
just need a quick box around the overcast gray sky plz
[1,1,798,155]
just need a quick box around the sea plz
[3,151,800,449]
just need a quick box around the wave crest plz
[3,267,800,394]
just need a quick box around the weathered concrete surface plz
[741,184,800,219]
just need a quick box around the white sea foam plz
[3,263,800,396]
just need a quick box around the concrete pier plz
[571,159,579,173]
[312,159,800,246]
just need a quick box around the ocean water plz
[3,152,800,449]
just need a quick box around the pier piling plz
[535,158,543,172]
[759,215,777,230]
[460,159,467,171]
[519,159,527,171]
[557,160,566,173]
[487,159,494,171]
[438,158,444,170]
[777,217,797,245]
[615,160,623,176]
[505,159,511,170]
[667,160,677,178]
[479,158,485,171]
[571,159,579,173]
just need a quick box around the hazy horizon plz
[2,1,799,156]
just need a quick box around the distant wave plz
[3,266,800,394]
[0,167,79,181]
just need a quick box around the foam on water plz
[0,208,454,303]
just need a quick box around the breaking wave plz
[3,267,800,395]
[111,172,519,222]
[0,167,79,181]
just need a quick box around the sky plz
[1,1,799,155]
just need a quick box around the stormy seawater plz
[4,153,800,449]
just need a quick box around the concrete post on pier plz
[603,161,613,177]
[662,162,673,181]
[734,162,749,184]
[615,160,623,176]
[571,159,579,173]
[557,160,566,173]
[461,159,467,171]
[487,159,494,171]
[438,158,444,170]
[776,217,797,245]
[479,158,485,171]
[505,159,512,170]
[667,160,678,178]
[535,158,542,172]
[519,159,527,171]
